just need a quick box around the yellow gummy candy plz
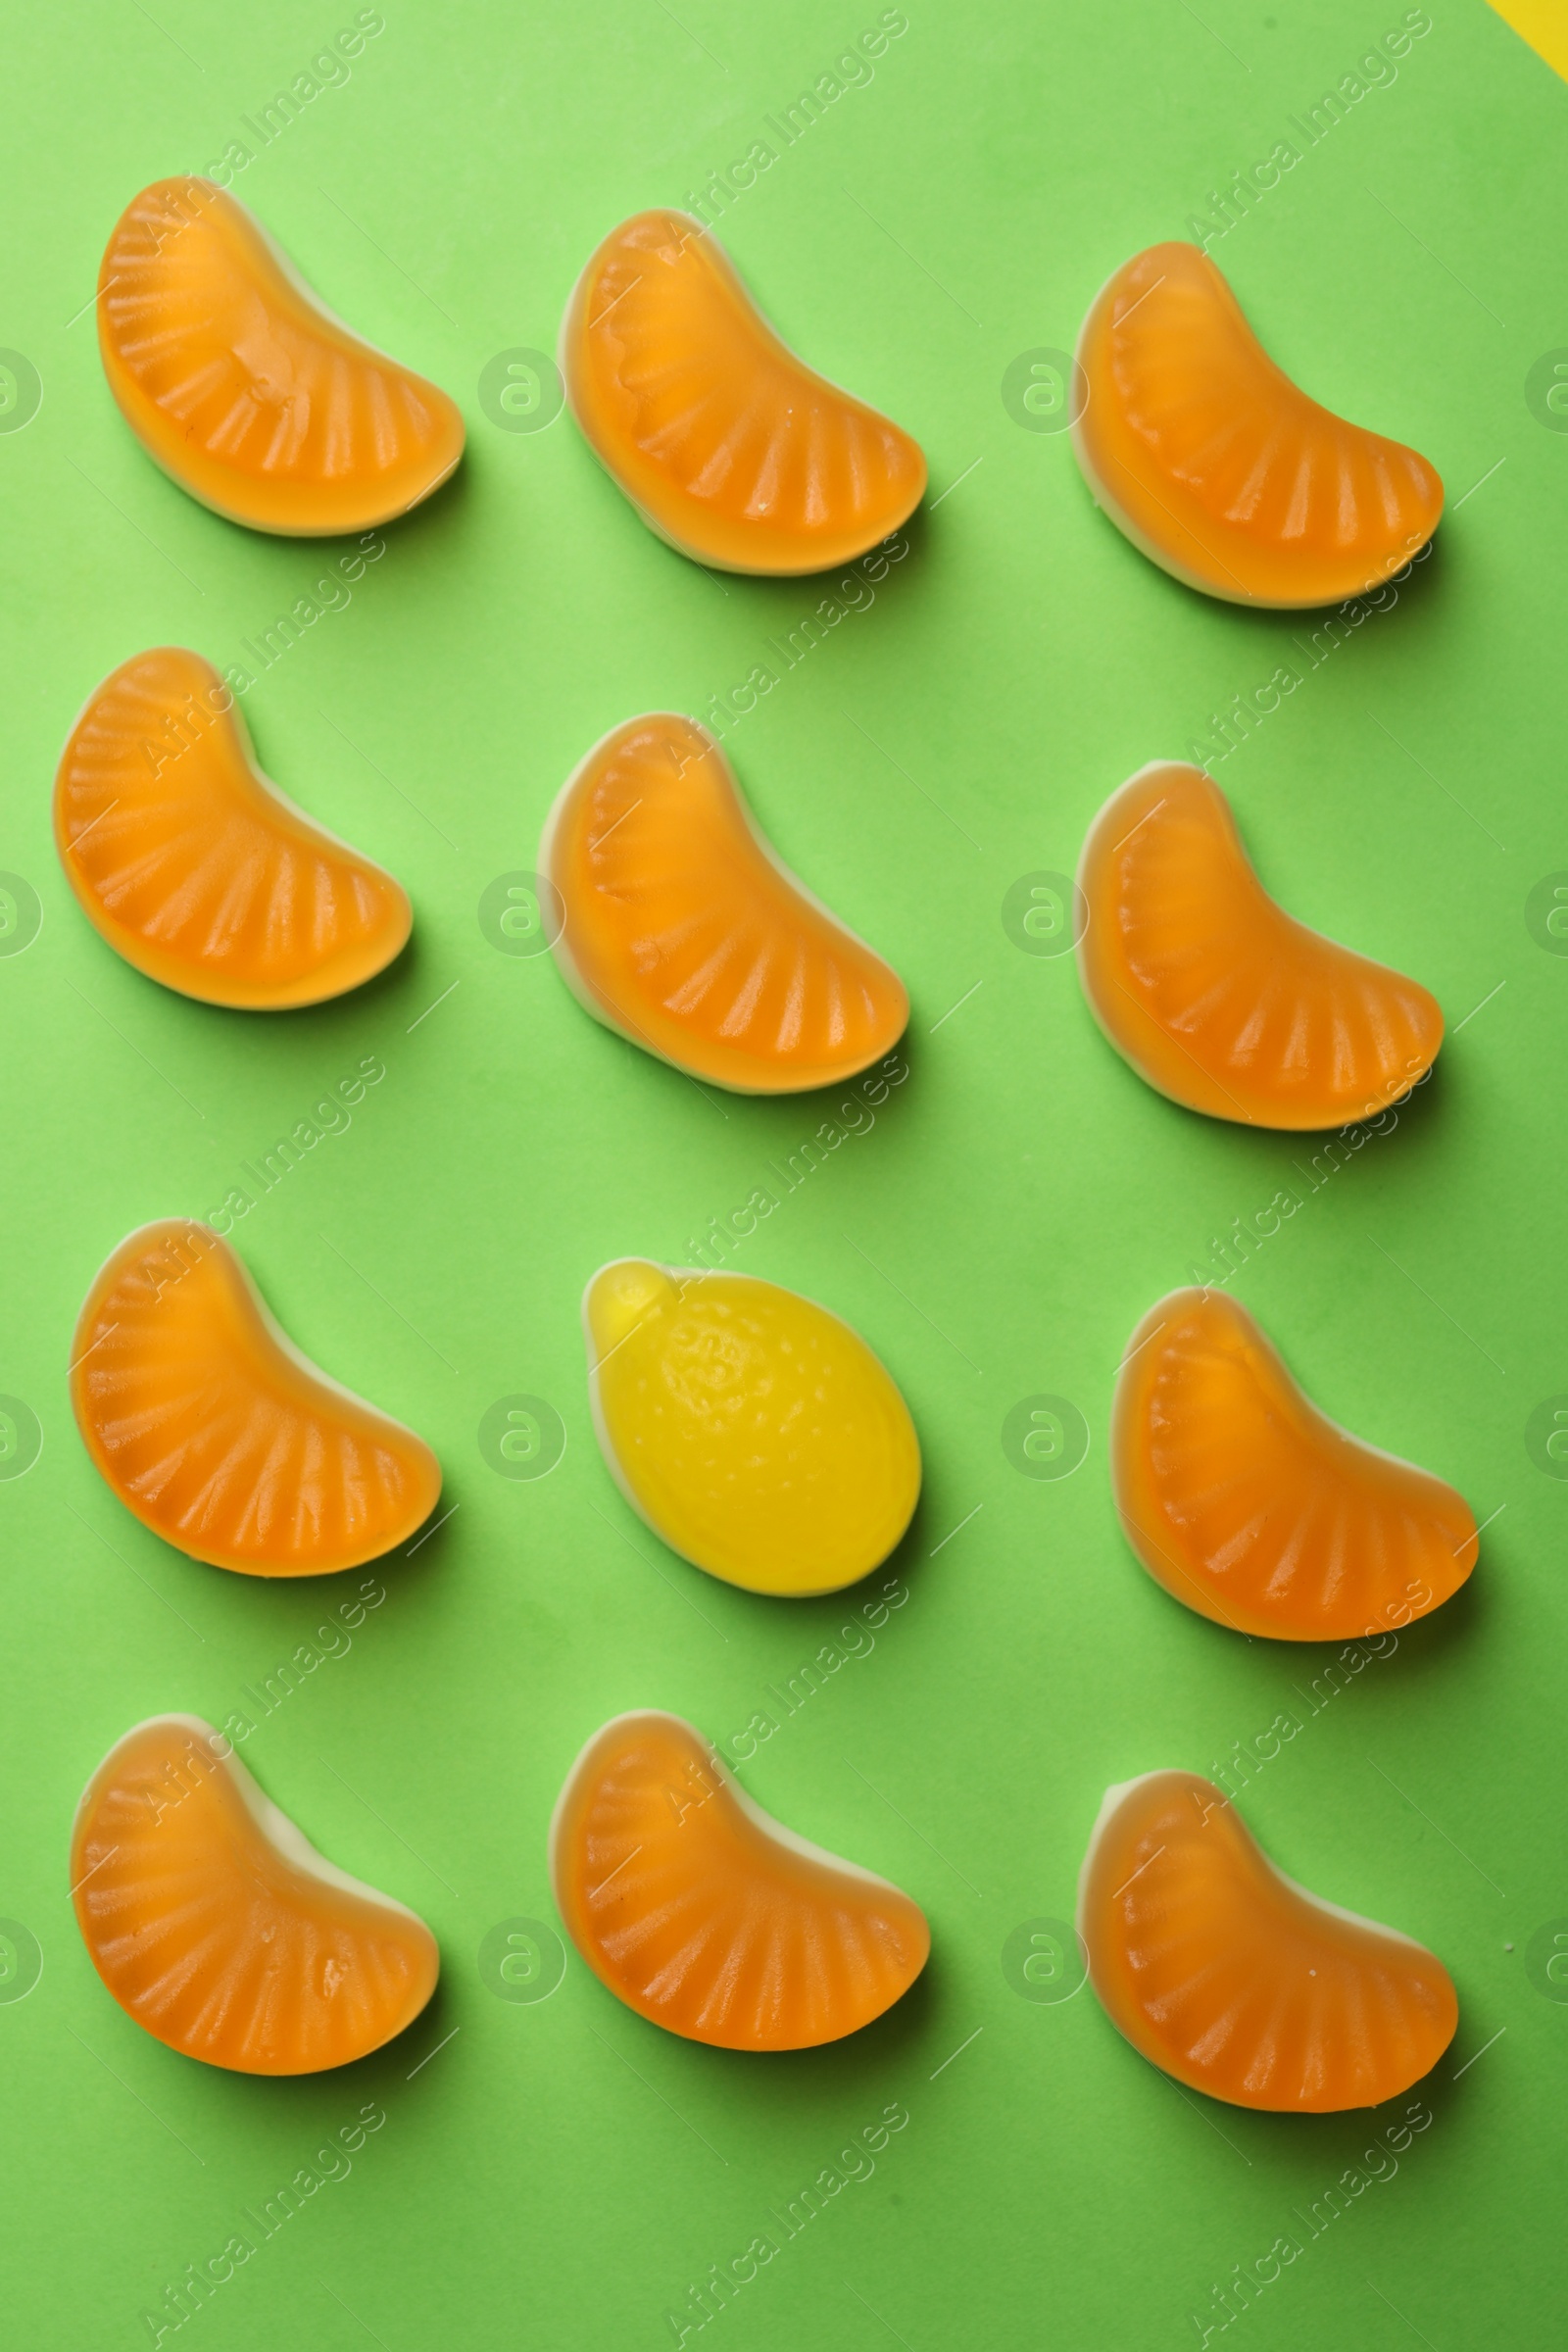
[584,1260,921,1597]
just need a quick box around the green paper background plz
[2,1,1564,2343]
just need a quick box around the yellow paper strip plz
[1488,0,1568,80]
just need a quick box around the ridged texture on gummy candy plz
[553,1713,928,2050]
[99,178,462,530]
[72,1220,440,1575]
[1077,764,1442,1128]
[73,1717,437,2075]
[1080,1770,1457,2112]
[56,648,409,1007]
[566,211,925,570]
[1113,1289,1477,1640]
[1077,242,1442,605]
[550,714,906,1090]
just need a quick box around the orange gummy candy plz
[1113,1288,1477,1642]
[1079,1770,1457,2111]
[56,647,411,1008]
[542,713,907,1092]
[99,177,464,535]
[561,210,926,573]
[550,1711,929,2050]
[1077,762,1443,1129]
[1074,241,1443,607]
[73,1714,439,2074]
[71,1219,441,1576]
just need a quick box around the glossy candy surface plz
[99,177,464,535]
[1113,1289,1478,1641]
[72,1714,439,2074]
[72,1219,441,1576]
[561,209,926,573]
[1077,762,1443,1129]
[56,647,411,1008]
[551,1710,929,2049]
[542,712,907,1092]
[585,1259,919,1596]
[1079,1770,1457,2112]
[1074,241,1443,607]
